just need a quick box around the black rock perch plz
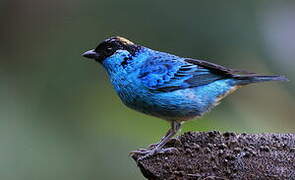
[131,131,295,180]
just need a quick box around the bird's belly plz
[120,88,208,122]
[118,79,237,122]
[143,89,204,121]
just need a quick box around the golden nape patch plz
[116,37,135,45]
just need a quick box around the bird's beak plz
[82,49,99,59]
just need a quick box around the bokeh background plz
[1,0,295,179]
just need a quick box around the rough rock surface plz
[132,131,295,180]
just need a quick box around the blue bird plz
[82,36,288,156]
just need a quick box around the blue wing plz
[138,57,231,92]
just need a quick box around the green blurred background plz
[1,0,294,179]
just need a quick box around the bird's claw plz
[130,147,179,161]
[159,147,179,154]
[129,148,150,156]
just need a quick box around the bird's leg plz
[152,121,181,153]
[130,121,181,157]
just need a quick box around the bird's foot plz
[130,147,179,161]
[129,148,152,156]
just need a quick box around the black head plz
[82,36,140,62]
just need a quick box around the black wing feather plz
[140,57,258,92]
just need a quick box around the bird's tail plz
[234,75,289,86]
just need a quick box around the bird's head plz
[82,36,141,65]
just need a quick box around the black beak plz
[82,49,99,59]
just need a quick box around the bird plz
[82,36,288,157]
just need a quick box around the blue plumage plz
[82,36,288,157]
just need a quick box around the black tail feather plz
[235,75,289,85]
